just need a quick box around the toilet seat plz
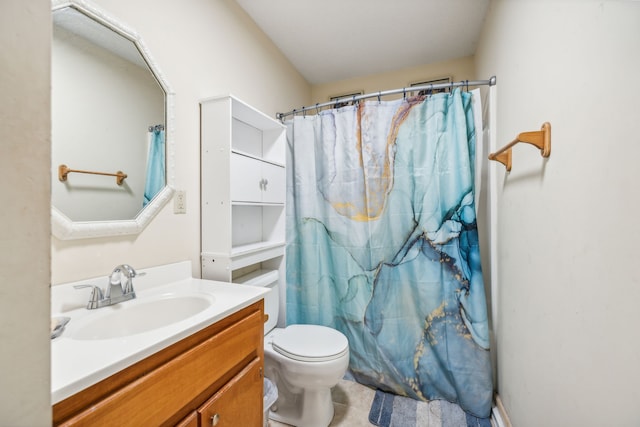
[272,325,349,362]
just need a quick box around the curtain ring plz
[403,88,406,99]
[315,103,320,115]
[465,80,469,92]
[377,92,381,103]
[429,84,434,95]
[303,107,307,118]
[450,81,454,94]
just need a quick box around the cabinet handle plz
[210,413,220,426]
[263,179,268,191]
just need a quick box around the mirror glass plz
[51,1,174,239]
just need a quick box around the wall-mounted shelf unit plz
[200,95,286,287]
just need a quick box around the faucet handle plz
[107,264,145,298]
[74,284,104,309]
[126,265,145,279]
[121,265,144,294]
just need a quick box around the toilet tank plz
[233,269,279,335]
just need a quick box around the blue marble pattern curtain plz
[285,89,493,417]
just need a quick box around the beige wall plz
[311,56,475,106]
[476,1,640,426]
[51,0,311,284]
[0,0,51,425]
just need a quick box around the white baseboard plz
[492,395,512,427]
[491,407,506,427]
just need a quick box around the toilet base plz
[263,326,349,427]
[268,386,334,427]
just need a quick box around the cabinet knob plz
[210,413,220,426]
[259,178,269,191]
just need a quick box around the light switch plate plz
[174,190,186,214]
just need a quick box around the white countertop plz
[51,261,269,404]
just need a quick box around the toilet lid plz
[272,325,349,362]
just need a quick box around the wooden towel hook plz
[489,122,551,171]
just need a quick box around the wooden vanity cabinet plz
[175,412,198,427]
[53,301,265,427]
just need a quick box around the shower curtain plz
[143,128,165,206]
[285,89,493,418]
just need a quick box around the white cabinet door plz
[231,153,262,202]
[232,153,285,204]
[261,163,285,204]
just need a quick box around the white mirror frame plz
[51,0,175,240]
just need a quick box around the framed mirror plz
[51,0,174,239]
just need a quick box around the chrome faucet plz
[74,264,143,309]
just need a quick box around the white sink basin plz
[68,293,215,340]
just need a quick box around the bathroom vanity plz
[51,262,268,426]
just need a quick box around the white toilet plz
[236,270,350,427]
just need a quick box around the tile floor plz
[268,379,377,427]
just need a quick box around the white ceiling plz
[234,0,490,85]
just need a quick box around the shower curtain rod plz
[277,76,496,120]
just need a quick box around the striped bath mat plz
[368,390,492,427]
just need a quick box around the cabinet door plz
[175,411,198,427]
[232,154,285,204]
[231,153,263,202]
[198,358,263,427]
[261,163,285,204]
